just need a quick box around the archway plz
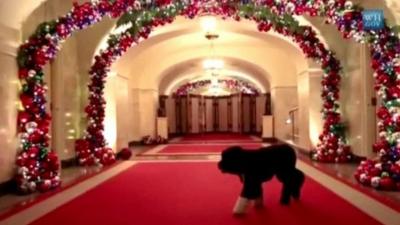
[14,0,400,192]
[83,1,347,167]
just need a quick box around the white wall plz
[0,28,19,183]
[271,86,298,141]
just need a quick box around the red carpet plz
[181,133,256,141]
[29,162,381,225]
[156,144,262,154]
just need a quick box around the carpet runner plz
[182,133,255,141]
[150,144,263,154]
[29,162,381,225]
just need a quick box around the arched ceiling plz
[158,57,271,95]
[2,0,400,92]
[111,16,310,90]
[0,0,47,29]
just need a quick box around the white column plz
[0,24,20,183]
[297,70,311,148]
[138,89,158,138]
[166,96,176,134]
[308,70,324,149]
[157,117,168,139]
[360,44,377,157]
[339,43,376,157]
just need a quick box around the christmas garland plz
[107,1,351,163]
[76,2,184,165]
[15,0,400,192]
[270,0,400,191]
[219,79,260,95]
[173,79,260,96]
[15,0,139,193]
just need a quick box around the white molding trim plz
[0,23,20,57]
[0,23,20,42]
[297,68,324,76]
[132,88,159,92]
[270,86,297,90]
[0,40,19,57]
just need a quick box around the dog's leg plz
[253,190,264,209]
[291,169,305,200]
[276,172,291,205]
[280,183,291,205]
[254,195,264,209]
[233,197,250,215]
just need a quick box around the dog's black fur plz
[218,144,305,205]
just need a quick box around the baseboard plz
[0,179,15,197]
[61,158,78,168]
[351,154,367,163]
[128,141,142,147]
[276,138,367,163]
[262,137,278,143]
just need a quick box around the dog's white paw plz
[233,197,249,215]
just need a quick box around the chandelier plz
[201,16,223,71]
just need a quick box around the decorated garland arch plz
[14,0,400,193]
[88,1,350,165]
[173,78,260,96]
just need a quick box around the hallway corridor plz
[0,135,399,225]
[2,1,400,224]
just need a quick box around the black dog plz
[218,144,305,214]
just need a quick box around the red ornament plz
[377,107,391,120]
[29,132,42,143]
[388,86,400,99]
[17,111,31,126]
[20,94,34,109]
[18,69,29,79]
[27,146,40,158]
[38,181,51,192]
[118,148,132,160]
[379,178,395,190]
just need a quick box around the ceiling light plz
[200,16,217,33]
[203,59,224,70]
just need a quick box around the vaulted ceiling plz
[1,0,399,92]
